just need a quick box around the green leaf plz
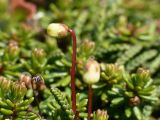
[140,95,158,101]
[133,106,142,120]
[111,97,124,105]
[0,108,13,115]
[125,107,132,118]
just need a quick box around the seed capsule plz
[83,59,100,84]
[47,23,69,38]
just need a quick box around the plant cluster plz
[0,0,160,120]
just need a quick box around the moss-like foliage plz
[0,77,38,120]
[0,0,160,119]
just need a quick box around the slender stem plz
[31,80,42,116]
[88,85,92,120]
[68,29,77,119]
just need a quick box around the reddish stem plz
[68,29,77,119]
[88,85,92,120]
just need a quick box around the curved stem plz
[68,29,77,119]
[88,85,92,120]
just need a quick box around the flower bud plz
[83,59,100,84]
[12,82,27,100]
[47,23,69,38]
[80,40,95,54]
[0,76,11,92]
[93,109,109,120]
[32,48,45,58]
[7,40,20,58]
[19,73,32,88]
[32,48,47,68]
[128,96,140,106]
[137,68,150,78]
[18,82,27,97]
[136,68,150,84]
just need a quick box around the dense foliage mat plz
[0,0,160,119]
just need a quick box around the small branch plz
[88,85,93,120]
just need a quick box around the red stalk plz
[88,84,92,120]
[10,0,36,19]
[68,29,77,119]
